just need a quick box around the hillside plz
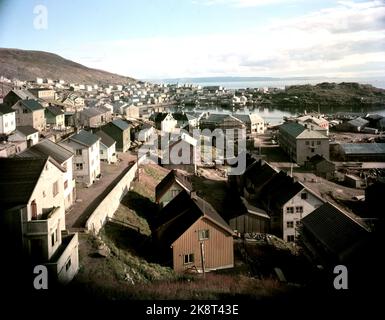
[266,82,385,112]
[0,48,136,85]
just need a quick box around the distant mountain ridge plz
[0,48,136,85]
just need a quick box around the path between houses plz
[65,151,137,231]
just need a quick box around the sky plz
[0,0,384,79]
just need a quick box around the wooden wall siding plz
[172,217,233,273]
[229,214,269,234]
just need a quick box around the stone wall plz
[85,154,146,234]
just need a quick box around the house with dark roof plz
[101,119,131,152]
[18,139,76,210]
[305,154,335,179]
[3,89,36,107]
[0,157,79,285]
[278,122,329,165]
[335,117,369,133]
[45,105,65,129]
[59,130,101,187]
[172,113,189,129]
[11,99,46,131]
[155,169,192,207]
[154,190,234,273]
[150,112,177,133]
[300,202,370,266]
[79,107,111,128]
[95,130,117,164]
[257,170,325,242]
[0,103,16,135]
[8,125,39,147]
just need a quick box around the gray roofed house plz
[68,130,100,147]
[15,125,38,136]
[95,130,117,164]
[300,202,370,265]
[335,117,369,132]
[95,130,116,148]
[279,121,329,165]
[18,139,73,164]
[45,105,65,128]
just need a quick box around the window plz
[295,206,303,213]
[76,163,83,170]
[64,180,68,190]
[184,253,194,264]
[52,181,59,197]
[42,191,46,198]
[198,229,209,240]
[65,259,72,271]
[305,141,309,145]
[287,221,294,228]
[311,141,314,146]
[301,192,307,200]
[317,141,321,145]
[51,232,56,247]
[23,109,28,114]
[171,189,179,198]
[286,207,294,214]
[287,235,295,242]
[296,221,301,227]
[76,149,82,155]
[100,150,104,154]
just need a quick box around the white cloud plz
[62,0,385,79]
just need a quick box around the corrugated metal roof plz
[18,139,73,164]
[340,143,385,154]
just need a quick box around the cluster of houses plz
[149,158,374,273]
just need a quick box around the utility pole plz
[200,242,206,278]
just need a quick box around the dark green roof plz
[0,103,14,115]
[279,122,305,138]
[0,157,47,209]
[69,130,100,147]
[20,99,44,111]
